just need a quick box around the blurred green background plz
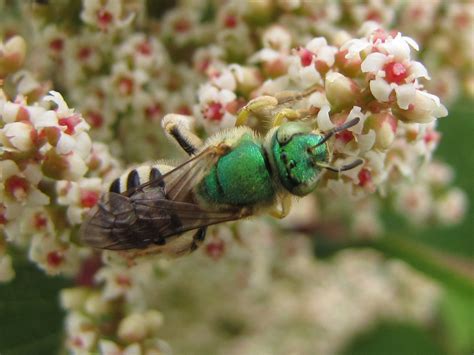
[0,98,473,355]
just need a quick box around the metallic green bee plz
[80,97,362,258]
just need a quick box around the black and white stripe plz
[107,163,185,246]
[109,164,173,194]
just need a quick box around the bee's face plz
[271,122,329,196]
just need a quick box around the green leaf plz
[341,322,446,355]
[0,256,71,355]
[440,288,474,354]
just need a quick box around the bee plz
[80,95,362,258]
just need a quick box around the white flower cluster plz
[0,84,120,277]
[0,1,470,354]
[61,285,171,355]
[58,221,439,355]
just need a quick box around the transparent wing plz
[80,145,247,251]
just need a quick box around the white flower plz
[395,184,432,224]
[56,178,103,225]
[261,25,292,53]
[118,313,149,342]
[29,232,81,276]
[81,0,135,31]
[0,160,49,218]
[196,84,237,131]
[361,51,429,109]
[0,121,36,152]
[394,90,448,124]
[435,188,468,225]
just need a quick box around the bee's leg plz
[162,114,203,156]
[272,108,304,127]
[174,227,207,256]
[274,84,320,105]
[269,195,292,219]
[236,96,278,126]
[189,227,207,253]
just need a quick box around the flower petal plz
[361,52,387,73]
[316,105,334,131]
[370,78,393,102]
[395,83,416,110]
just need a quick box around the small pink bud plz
[0,35,27,77]
[42,149,69,180]
[335,49,361,78]
[245,0,274,24]
[234,67,263,96]
[0,121,36,152]
[364,112,398,150]
[118,313,148,342]
[325,72,360,111]
[262,58,288,78]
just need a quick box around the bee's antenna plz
[316,159,363,172]
[315,117,361,148]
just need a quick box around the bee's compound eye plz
[276,122,310,145]
[277,131,292,145]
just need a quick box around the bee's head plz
[271,122,329,196]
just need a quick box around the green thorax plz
[197,134,275,207]
[271,124,328,196]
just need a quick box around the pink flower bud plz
[42,150,87,181]
[364,112,398,150]
[244,0,274,24]
[233,66,263,96]
[262,57,288,78]
[0,35,27,77]
[335,49,362,77]
[118,313,148,342]
[325,72,360,111]
[0,121,36,152]
[1,102,30,123]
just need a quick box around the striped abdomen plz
[109,163,173,194]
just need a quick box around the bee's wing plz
[80,145,247,251]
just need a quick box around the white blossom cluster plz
[61,223,440,355]
[0,1,471,354]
